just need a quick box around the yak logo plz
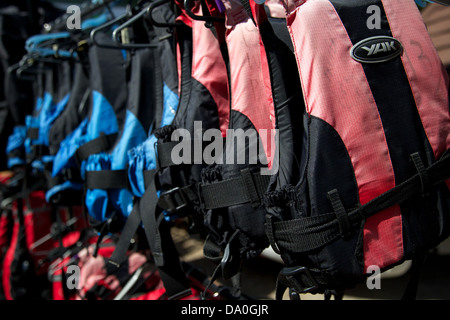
[350,36,403,64]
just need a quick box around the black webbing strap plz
[7,148,24,161]
[156,141,179,169]
[106,170,158,267]
[327,189,351,238]
[75,132,118,166]
[47,167,83,190]
[27,127,39,140]
[139,170,192,299]
[200,169,271,210]
[157,184,199,214]
[156,138,207,169]
[410,152,431,196]
[85,169,129,190]
[106,169,191,299]
[107,204,142,267]
[267,150,450,254]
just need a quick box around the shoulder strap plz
[107,170,192,300]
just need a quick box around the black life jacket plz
[195,0,303,296]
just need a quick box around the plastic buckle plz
[279,266,319,295]
[160,186,188,214]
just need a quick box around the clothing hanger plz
[147,0,183,28]
[23,4,119,64]
[44,0,118,33]
[25,32,76,59]
[90,10,134,49]
[110,3,159,49]
[91,2,160,50]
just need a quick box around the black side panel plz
[304,115,359,217]
[87,35,128,133]
[172,24,193,129]
[203,110,269,260]
[177,78,220,137]
[258,19,304,192]
[127,48,161,135]
[154,24,178,131]
[48,63,90,155]
[158,22,222,195]
[157,81,221,200]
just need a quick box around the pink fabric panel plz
[192,1,230,136]
[176,37,182,98]
[222,0,276,166]
[285,0,403,271]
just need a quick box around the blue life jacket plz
[47,34,128,207]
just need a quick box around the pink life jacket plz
[265,0,450,299]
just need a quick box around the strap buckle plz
[159,186,188,215]
[278,266,319,295]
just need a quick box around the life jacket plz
[1,190,86,300]
[264,0,450,299]
[0,2,58,171]
[82,45,158,225]
[72,240,159,300]
[126,4,181,200]
[44,59,91,207]
[48,33,128,216]
[191,0,303,298]
[110,0,230,300]
[25,61,74,169]
[146,0,230,224]
[6,63,49,170]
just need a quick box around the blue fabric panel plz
[87,90,119,139]
[52,90,119,177]
[7,158,25,168]
[39,93,70,146]
[127,134,158,197]
[127,83,179,197]
[6,126,26,154]
[45,180,84,203]
[31,155,54,171]
[52,118,89,176]
[35,96,43,112]
[161,82,179,127]
[110,109,147,170]
[84,109,148,220]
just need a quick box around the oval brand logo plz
[350,36,403,64]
